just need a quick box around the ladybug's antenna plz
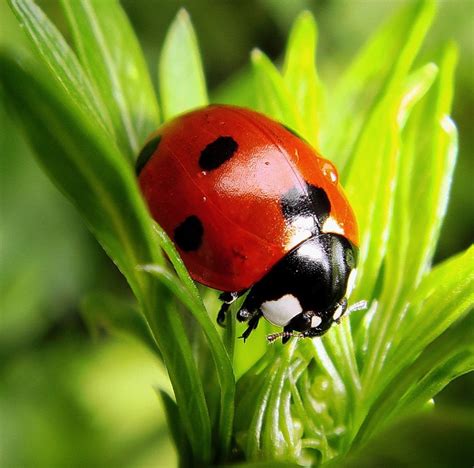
[347,300,368,315]
[266,331,303,343]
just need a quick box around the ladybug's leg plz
[217,291,247,327]
[239,310,262,342]
[236,291,260,323]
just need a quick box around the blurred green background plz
[1,1,472,466]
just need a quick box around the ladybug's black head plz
[237,233,358,341]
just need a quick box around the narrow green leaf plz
[398,63,438,127]
[344,93,400,303]
[61,0,159,160]
[321,321,361,419]
[283,11,324,146]
[152,222,202,304]
[324,0,435,168]
[339,2,436,308]
[159,9,208,120]
[140,262,235,459]
[403,43,458,289]
[8,0,111,135]
[393,247,473,362]
[246,360,279,458]
[357,44,459,401]
[262,342,298,460]
[392,347,473,421]
[395,325,473,420]
[356,311,474,447]
[251,48,305,135]
[151,299,212,463]
[357,247,473,441]
[307,339,348,426]
[372,63,439,318]
[81,292,159,354]
[158,390,192,468]
[0,53,212,464]
[0,54,156,295]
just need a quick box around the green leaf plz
[0,53,212,464]
[246,358,279,459]
[393,319,473,420]
[344,93,400,303]
[283,11,324,147]
[261,342,298,461]
[398,63,438,127]
[354,247,473,446]
[251,48,305,135]
[80,292,159,355]
[344,1,437,304]
[320,321,361,419]
[61,0,159,160]
[392,342,473,421]
[151,299,212,463]
[159,9,208,120]
[158,390,192,467]
[8,0,111,135]
[368,63,439,322]
[0,54,157,295]
[152,222,203,304]
[392,247,473,367]
[357,44,459,401]
[140,261,235,459]
[353,64,439,360]
[149,224,236,449]
[402,43,458,289]
[323,0,435,168]
[356,275,474,447]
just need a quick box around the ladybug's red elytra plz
[137,105,360,343]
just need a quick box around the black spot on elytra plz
[136,136,161,175]
[199,136,238,171]
[174,215,203,251]
[280,183,331,229]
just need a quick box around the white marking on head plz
[310,315,322,328]
[322,217,345,236]
[261,294,302,327]
[332,304,344,321]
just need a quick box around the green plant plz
[1,0,472,466]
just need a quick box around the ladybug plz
[137,105,361,343]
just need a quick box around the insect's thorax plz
[243,233,357,330]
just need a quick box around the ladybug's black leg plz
[239,310,262,342]
[236,290,261,323]
[217,302,231,327]
[217,291,246,327]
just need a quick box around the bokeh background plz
[1,1,472,466]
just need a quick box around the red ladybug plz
[137,105,360,342]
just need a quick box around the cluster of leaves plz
[1,0,472,466]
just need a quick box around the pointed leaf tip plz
[159,9,208,120]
